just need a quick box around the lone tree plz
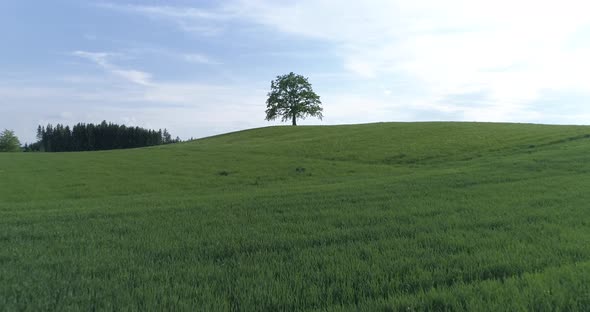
[265,72,323,126]
[0,129,21,152]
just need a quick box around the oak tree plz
[265,72,323,126]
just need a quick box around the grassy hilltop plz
[1,122,590,310]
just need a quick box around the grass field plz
[2,122,590,311]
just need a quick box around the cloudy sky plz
[2,0,590,142]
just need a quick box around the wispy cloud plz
[72,50,153,85]
[97,3,229,20]
[109,46,221,66]
[110,69,152,86]
[183,53,220,65]
[97,3,232,36]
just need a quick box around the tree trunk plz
[292,115,297,126]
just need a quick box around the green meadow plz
[2,122,590,311]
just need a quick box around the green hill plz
[2,122,590,310]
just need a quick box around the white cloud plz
[344,60,377,79]
[99,0,590,121]
[6,0,590,145]
[225,0,590,120]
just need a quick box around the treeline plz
[25,121,180,152]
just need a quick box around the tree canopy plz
[265,72,323,126]
[0,129,21,152]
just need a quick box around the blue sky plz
[2,0,590,142]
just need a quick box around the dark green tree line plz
[29,121,179,152]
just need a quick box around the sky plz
[2,0,590,143]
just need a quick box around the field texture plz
[1,122,590,311]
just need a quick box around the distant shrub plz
[0,129,21,152]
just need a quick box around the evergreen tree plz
[32,121,178,152]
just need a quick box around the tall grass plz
[1,122,590,310]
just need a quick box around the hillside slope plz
[1,122,590,310]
